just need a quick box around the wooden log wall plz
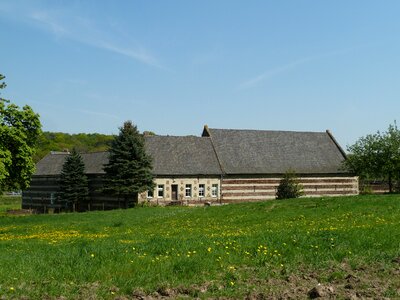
[22,175,136,213]
[220,176,359,203]
[22,176,61,212]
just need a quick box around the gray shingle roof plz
[144,135,222,175]
[35,152,108,175]
[34,136,222,176]
[204,128,347,174]
[34,128,347,177]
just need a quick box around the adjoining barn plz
[201,126,358,203]
[22,126,358,212]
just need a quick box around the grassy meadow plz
[0,194,399,299]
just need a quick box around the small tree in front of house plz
[276,171,303,199]
[59,148,89,211]
[102,121,154,207]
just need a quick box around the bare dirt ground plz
[118,259,400,299]
[6,209,35,216]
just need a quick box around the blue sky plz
[1,1,399,148]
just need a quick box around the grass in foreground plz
[0,194,399,299]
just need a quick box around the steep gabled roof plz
[203,127,347,174]
[34,127,347,177]
[144,135,222,175]
[35,152,109,176]
[34,135,222,176]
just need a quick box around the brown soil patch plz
[6,209,35,216]
[124,260,400,299]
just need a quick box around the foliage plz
[58,149,89,211]
[35,131,114,162]
[0,195,399,298]
[344,122,400,192]
[276,171,303,199]
[102,121,154,206]
[0,74,42,192]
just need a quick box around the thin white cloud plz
[237,48,358,90]
[30,10,68,36]
[96,41,161,68]
[0,2,163,69]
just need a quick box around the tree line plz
[34,132,114,162]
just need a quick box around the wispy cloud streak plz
[0,3,163,68]
[238,48,357,90]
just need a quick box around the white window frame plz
[212,184,218,197]
[199,184,205,198]
[157,184,164,198]
[147,189,154,199]
[185,184,192,197]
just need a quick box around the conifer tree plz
[276,171,303,199]
[103,121,154,207]
[59,148,89,211]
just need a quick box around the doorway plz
[171,184,178,200]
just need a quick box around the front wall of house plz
[22,176,60,212]
[138,177,221,205]
[22,175,133,212]
[220,175,359,203]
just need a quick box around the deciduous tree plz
[344,122,400,192]
[0,74,42,192]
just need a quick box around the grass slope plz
[0,195,399,299]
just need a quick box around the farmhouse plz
[22,126,358,211]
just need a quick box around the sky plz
[1,1,400,148]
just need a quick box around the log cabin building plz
[22,126,358,212]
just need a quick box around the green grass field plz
[0,195,399,299]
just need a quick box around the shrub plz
[276,171,303,199]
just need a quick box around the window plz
[147,189,154,199]
[157,185,164,198]
[212,184,218,197]
[185,184,192,197]
[199,184,205,197]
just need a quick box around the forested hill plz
[34,132,114,162]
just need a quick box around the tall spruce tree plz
[59,148,89,212]
[103,121,154,207]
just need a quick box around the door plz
[171,184,178,200]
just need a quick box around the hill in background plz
[34,132,114,162]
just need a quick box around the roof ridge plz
[204,127,225,175]
[145,134,203,138]
[325,130,347,159]
[80,151,108,155]
[208,128,326,134]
